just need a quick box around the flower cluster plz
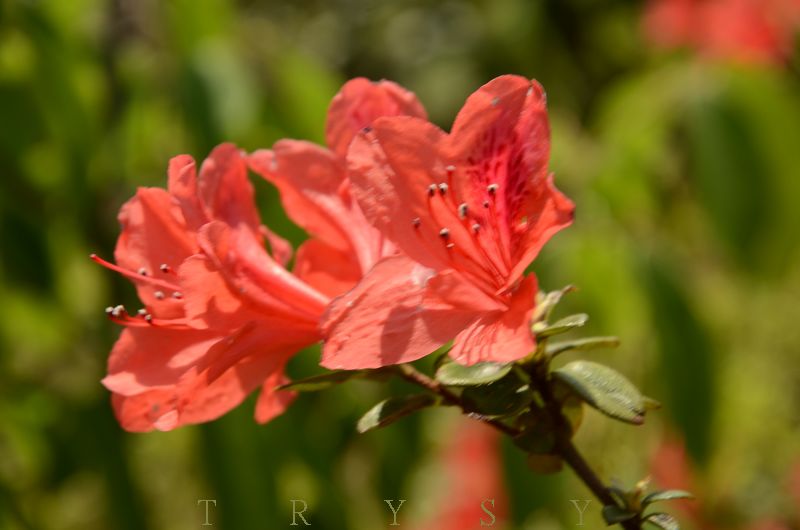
[95,75,574,432]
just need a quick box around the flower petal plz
[110,348,294,432]
[102,327,220,396]
[448,275,537,365]
[255,370,297,424]
[321,256,478,369]
[249,142,352,252]
[326,77,427,159]
[293,239,362,299]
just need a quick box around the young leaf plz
[279,370,369,391]
[461,372,532,418]
[435,361,513,386]
[356,394,438,433]
[602,505,637,524]
[545,336,620,357]
[552,361,647,424]
[643,490,694,506]
[533,313,589,338]
[644,512,680,530]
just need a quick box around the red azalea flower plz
[321,75,574,369]
[412,421,507,530]
[248,78,427,297]
[94,144,328,431]
[643,0,800,64]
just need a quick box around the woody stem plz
[395,362,641,530]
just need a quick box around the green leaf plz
[546,336,620,357]
[279,370,369,391]
[532,285,575,322]
[552,361,646,424]
[602,505,637,524]
[435,361,513,386]
[356,394,438,434]
[526,453,563,474]
[461,372,532,418]
[645,512,680,530]
[534,313,588,338]
[643,490,694,506]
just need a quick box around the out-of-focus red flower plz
[412,421,507,530]
[643,0,800,64]
[248,78,427,298]
[321,75,574,369]
[651,435,799,530]
[95,144,329,431]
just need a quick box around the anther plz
[172,291,183,299]
[472,223,481,233]
[159,263,171,273]
[138,267,148,276]
[105,306,114,315]
[445,165,456,176]
[483,200,490,208]
[487,183,499,195]
[427,184,437,197]
[137,308,147,316]
[412,217,421,228]
[446,243,455,250]
[154,291,165,300]
[144,314,153,324]
[438,183,448,195]
[439,228,450,240]
[111,305,125,317]
[458,203,468,219]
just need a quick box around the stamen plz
[445,165,456,177]
[105,306,113,315]
[172,292,183,300]
[137,308,147,316]
[439,228,450,240]
[154,291,165,300]
[111,305,126,317]
[438,183,448,195]
[412,217,421,228]
[144,314,153,324]
[91,254,181,292]
[487,183,499,195]
[446,243,455,250]
[427,184,437,197]
[472,223,481,233]
[483,200,490,208]
[138,267,148,276]
[159,263,171,273]
[458,203,468,219]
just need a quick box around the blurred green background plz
[1,0,799,528]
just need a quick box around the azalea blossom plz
[94,144,328,431]
[97,79,428,431]
[411,420,507,530]
[321,75,574,368]
[643,0,800,64]
[248,77,427,297]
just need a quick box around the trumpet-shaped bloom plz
[249,78,427,297]
[95,144,327,431]
[322,75,574,368]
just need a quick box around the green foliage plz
[356,395,438,434]
[434,360,513,386]
[552,360,648,425]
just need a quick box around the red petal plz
[102,327,220,396]
[114,188,196,318]
[347,117,455,273]
[195,143,263,236]
[293,239,362,299]
[320,256,477,369]
[448,275,537,365]
[110,348,295,432]
[249,143,351,252]
[255,370,297,424]
[326,78,427,159]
